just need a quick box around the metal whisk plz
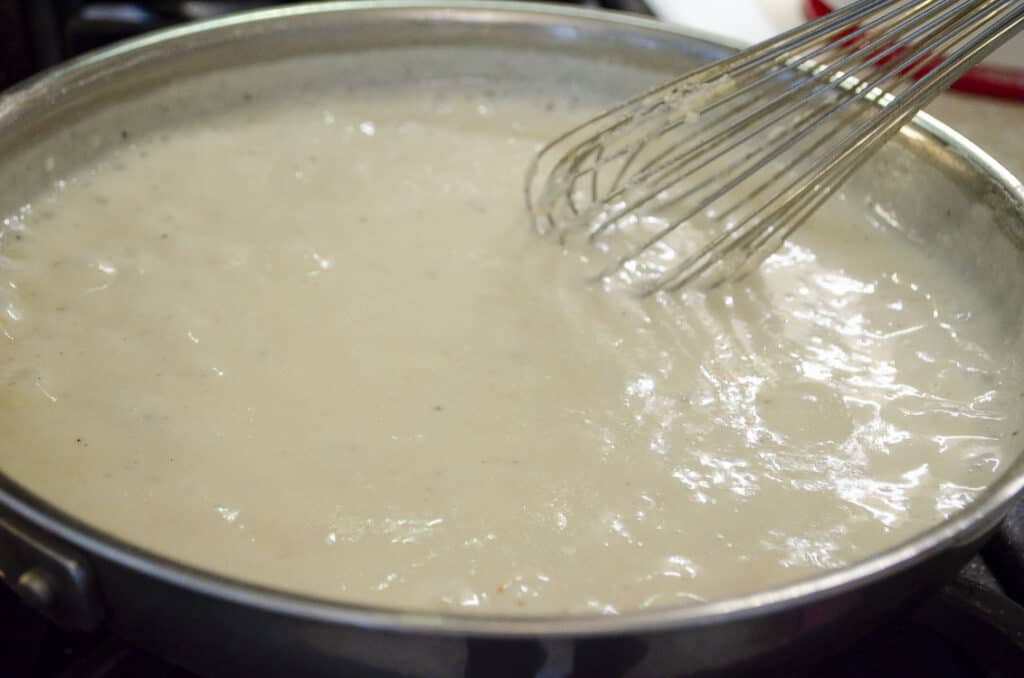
[526,0,1024,294]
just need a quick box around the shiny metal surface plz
[0,2,1022,675]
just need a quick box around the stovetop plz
[2,1,1024,676]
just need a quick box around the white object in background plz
[645,0,803,44]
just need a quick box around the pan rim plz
[0,0,1022,638]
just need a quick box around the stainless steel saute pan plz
[1,2,1023,676]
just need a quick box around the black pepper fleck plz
[120,129,129,141]
[433,405,444,412]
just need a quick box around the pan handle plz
[0,510,103,630]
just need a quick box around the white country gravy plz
[0,52,1021,615]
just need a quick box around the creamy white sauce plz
[0,56,1020,615]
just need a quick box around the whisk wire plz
[586,1,969,244]
[539,0,923,210]
[591,5,983,284]
[668,1,1024,291]
[528,0,905,227]
[599,0,953,198]
[526,0,1024,293]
